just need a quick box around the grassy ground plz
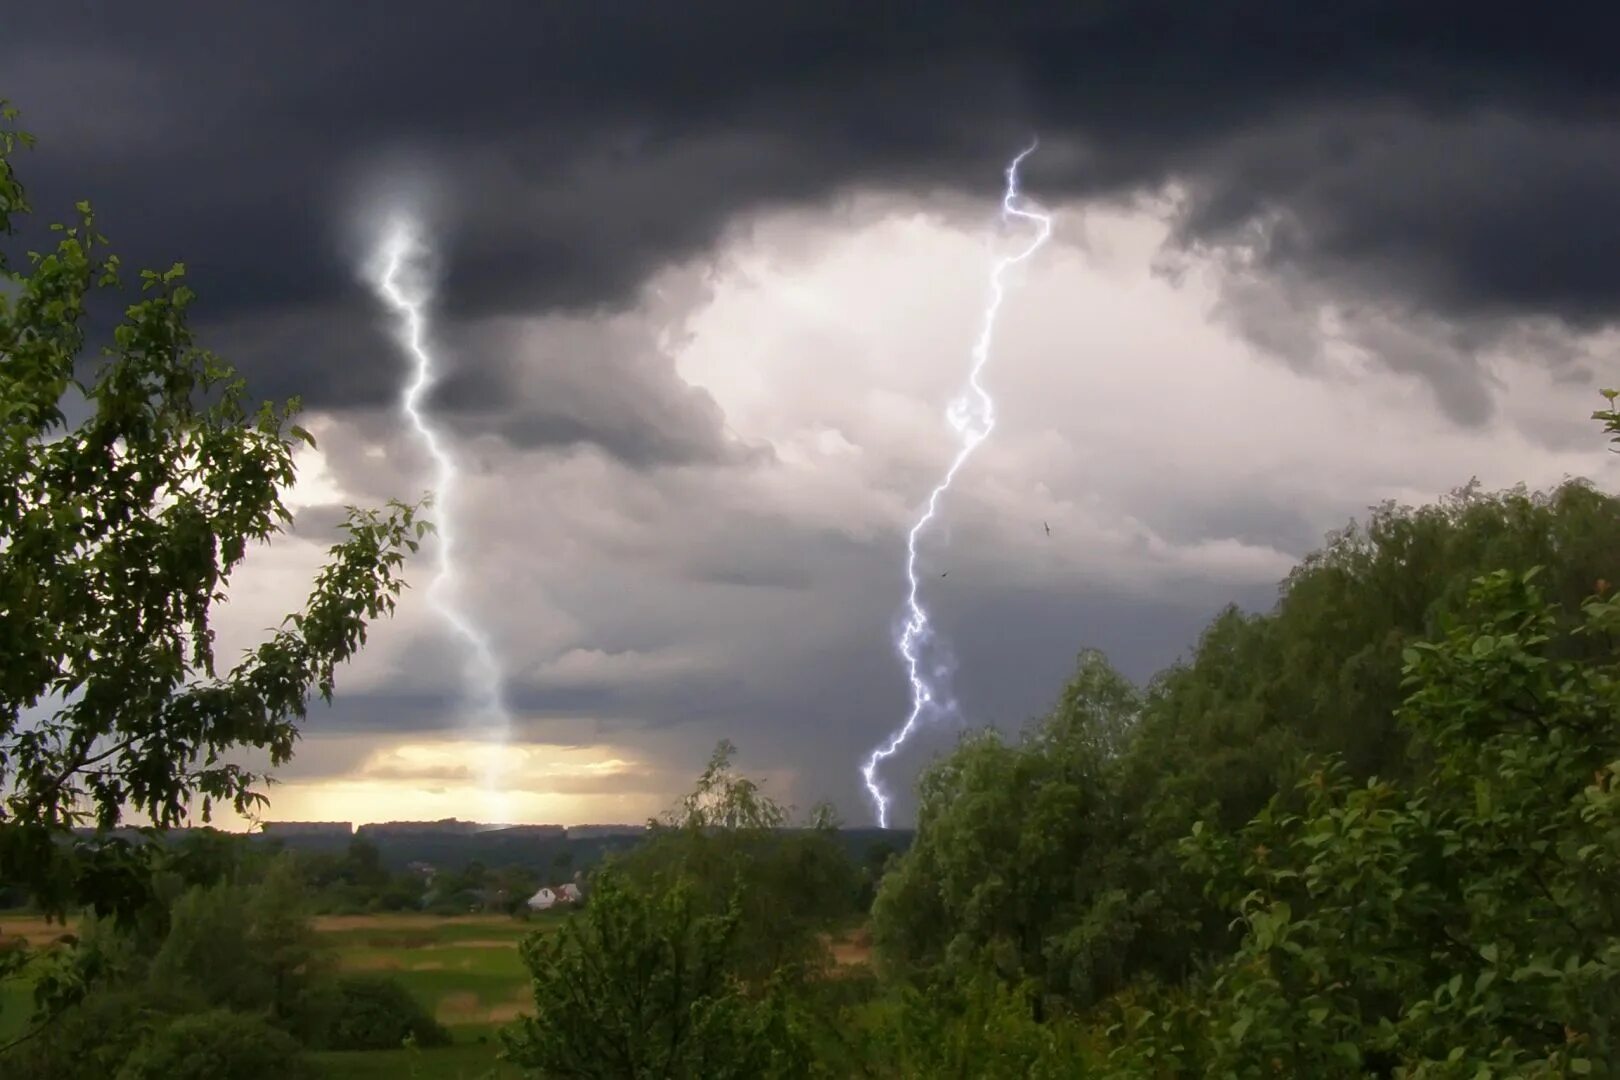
[0,914,74,1045]
[0,910,542,1077]
[2,911,874,1077]
[310,913,547,1079]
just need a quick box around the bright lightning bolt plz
[369,217,515,825]
[860,141,1053,828]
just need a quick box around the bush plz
[503,871,807,1078]
[4,989,164,1080]
[852,974,1096,1079]
[317,974,450,1051]
[116,1009,314,1080]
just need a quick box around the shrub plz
[503,871,807,1078]
[317,974,450,1051]
[4,989,163,1080]
[116,1009,314,1080]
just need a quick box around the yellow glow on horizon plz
[197,737,673,831]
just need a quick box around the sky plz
[6,2,1620,828]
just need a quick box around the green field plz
[310,913,551,1078]
[0,911,552,1079]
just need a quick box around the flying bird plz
[1044,521,1051,537]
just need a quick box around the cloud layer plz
[6,5,1619,823]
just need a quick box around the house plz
[526,882,583,911]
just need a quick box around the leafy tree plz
[844,973,1095,1079]
[1,987,170,1079]
[1109,567,1620,1076]
[873,650,1142,1012]
[6,850,440,1069]
[1103,475,1620,996]
[144,857,328,1038]
[503,871,807,1079]
[0,98,425,921]
[1126,477,1620,836]
[117,1009,315,1080]
[314,974,449,1051]
[610,741,862,981]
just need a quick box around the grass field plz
[310,913,544,1079]
[0,911,541,1078]
[1,910,873,1077]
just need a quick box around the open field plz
[0,913,79,948]
[1,910,875,1077]
[313,913,542,1078]
[0,911,541,1077]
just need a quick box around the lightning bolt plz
[861,141,1053,828]
[369,217,514,825]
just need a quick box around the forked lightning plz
[370,218,514,822]
[860,143,1053,827]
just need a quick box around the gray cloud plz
[10,3,1620,827]
[7,2,1620,442]
[438,315,762,467]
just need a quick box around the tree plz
[315,975,449,1051]
[1102,472,1620,995]
[1109,567,1620,1076]
[6,849,440,1070]
[0,100,423,919]
[609,742,862,981]
[117,1009,316,1080]
[147,857,327,1035]
[502,871,805,1079]
[872,650,1143,1013]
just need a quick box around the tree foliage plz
[873,650,1142,1010]
[609,741,862,982]
[503,871,807,1079]
[1109,567,1620,1076]
[116,1009,315,1080]
[4,852,440,1072]
[0,99,425,1053]
[0,101,423,921]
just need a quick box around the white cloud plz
[207,187,1620,827]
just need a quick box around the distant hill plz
[65,822,915,876]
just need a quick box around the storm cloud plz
[7,2,1620,446]
[7,4,1620,823]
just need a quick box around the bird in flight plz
[1043,521,1051,537]
[940,571,948,578]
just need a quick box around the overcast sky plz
[7,2,1620,827]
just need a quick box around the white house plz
[526,882,583,911]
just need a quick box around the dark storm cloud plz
[435,317,761,467]
[7,1,1620,442]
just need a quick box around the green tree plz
[147,857,327,1035]
[1107,474,1620,996]
[873,650,1142,1012]
[0,99,422,1047]
[117,1009,315,1080]
[315,974,449,1051]
[845,973,1094,1079]
[502,871,806,1079]
[610,742,861,981]
[1110,567,1620,1076]
[0,100,424,911]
